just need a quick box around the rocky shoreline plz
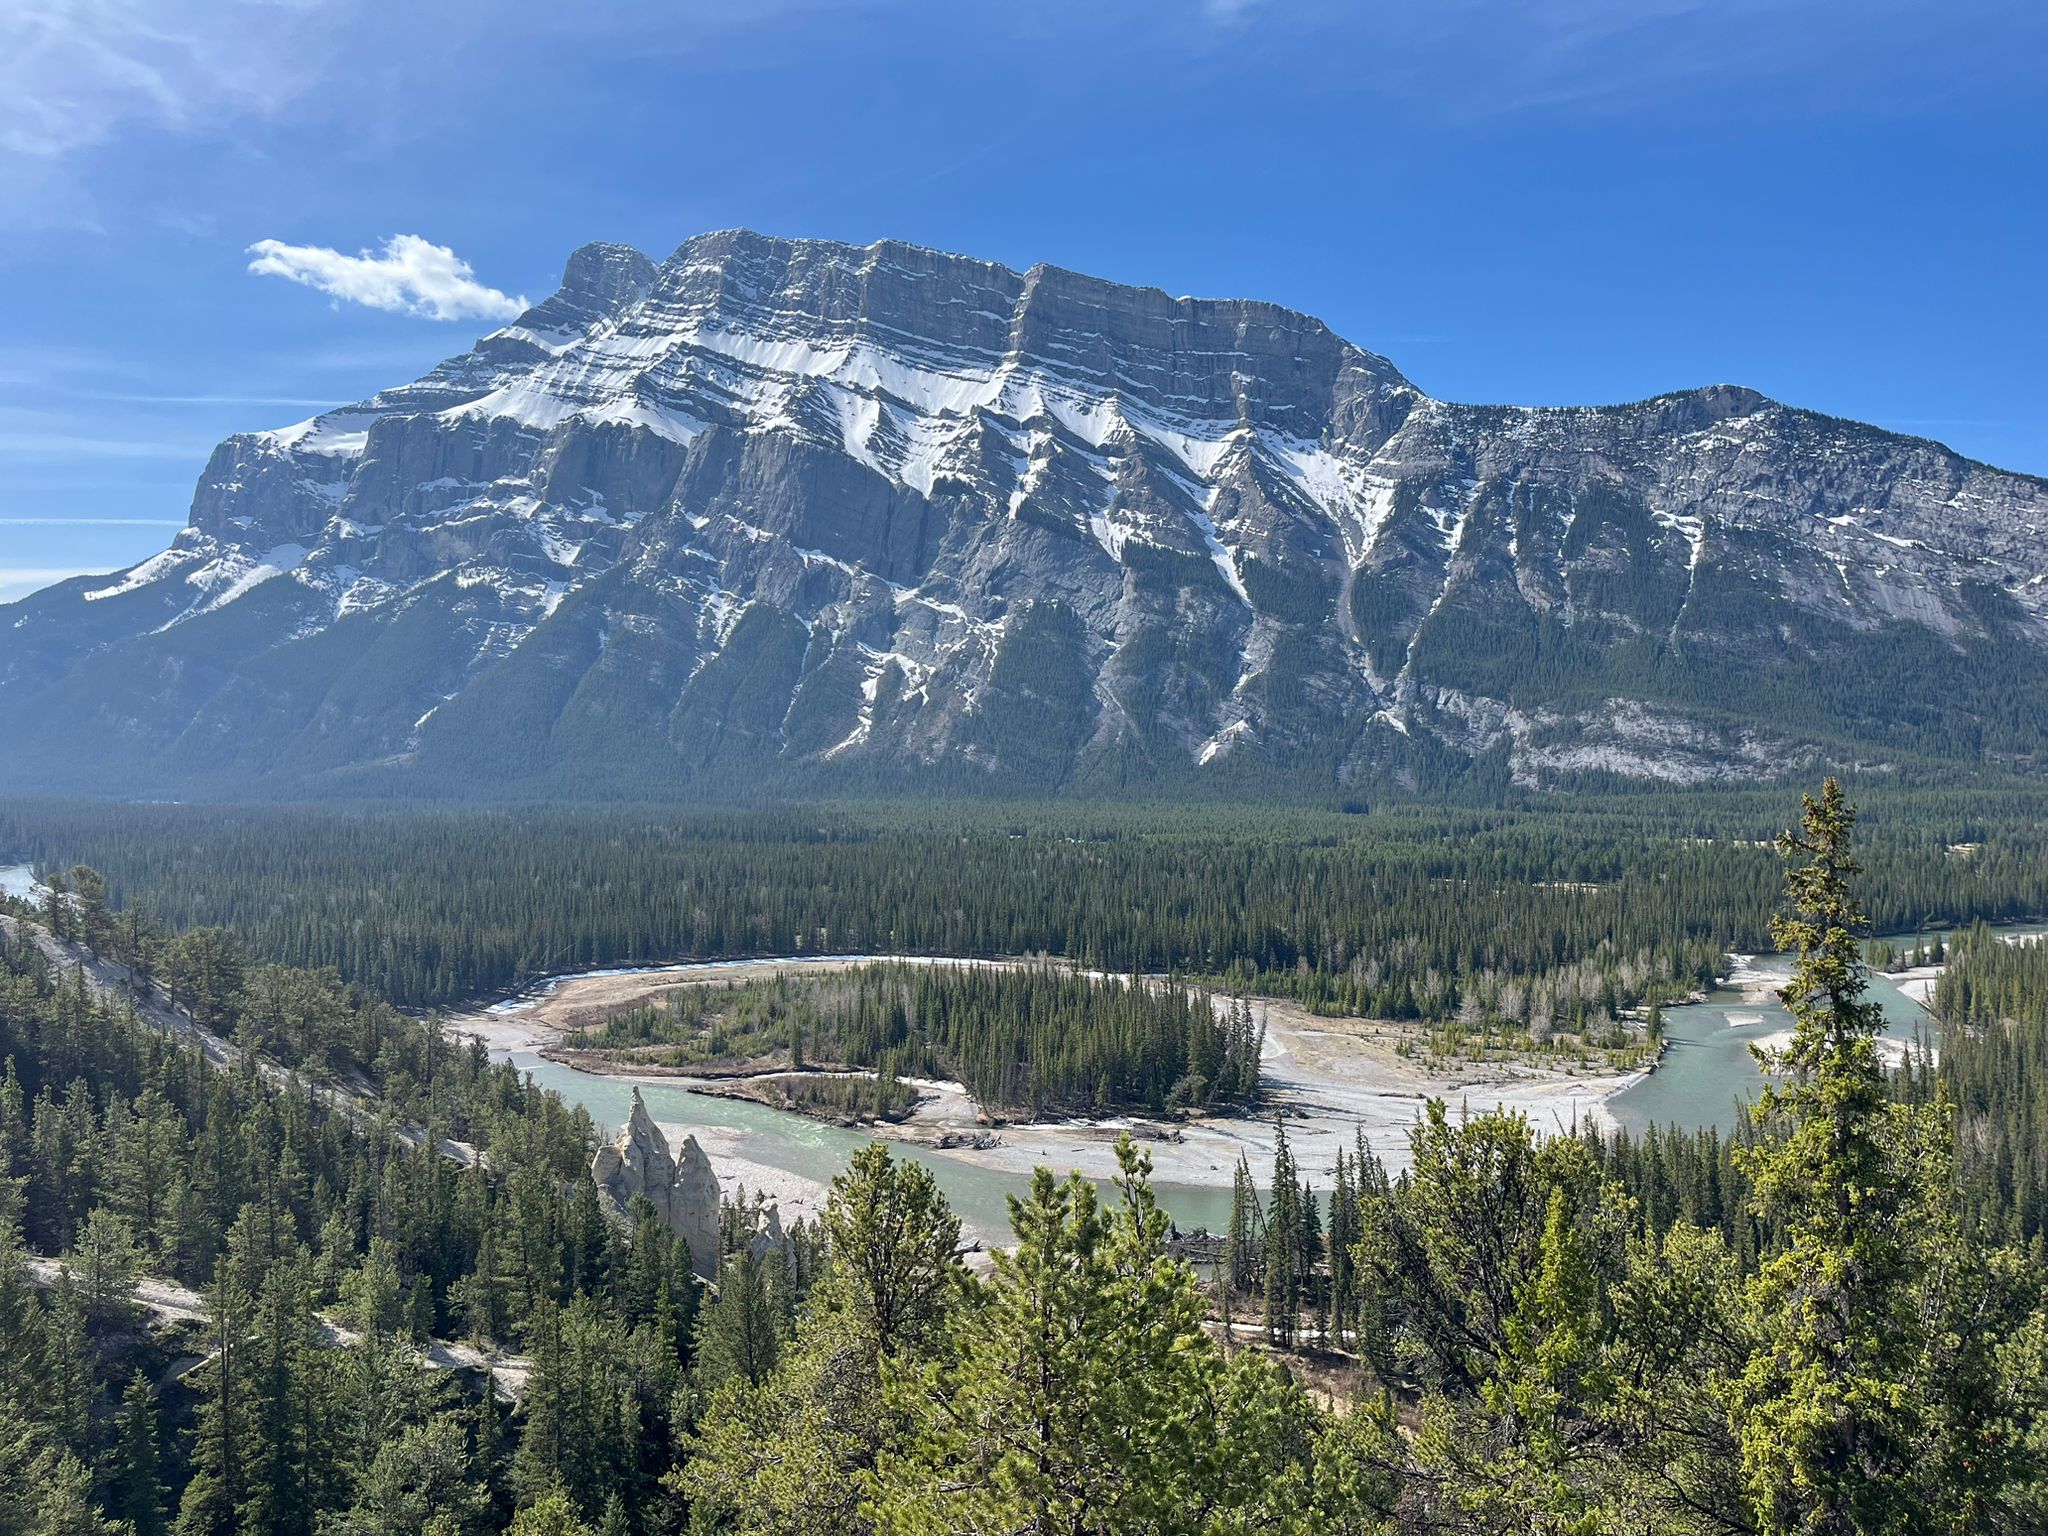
[447,958,1646,1196]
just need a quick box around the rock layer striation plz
[6,229,2047,796]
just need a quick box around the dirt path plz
[2,913,480,1166]
[24,1255,530,1398]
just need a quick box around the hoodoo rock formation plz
[590,1088,723,1278]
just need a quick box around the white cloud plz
[0,2,313,159]
[247,234,528,322]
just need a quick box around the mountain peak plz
[6,233,2048,800]
[512,240,658,338]
[560,240,657,299]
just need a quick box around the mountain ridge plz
[6,227,2047,801]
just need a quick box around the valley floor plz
[447,959,1643,1200]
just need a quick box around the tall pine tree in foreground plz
[679,1142,965,1536]
[1731,780,2018,1535]
[868,1137,1399,1536]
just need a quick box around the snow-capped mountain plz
[6,229,2048,799]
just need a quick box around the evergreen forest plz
[561,963,1263,1118]
[6,789,2045,1040]
[1,785,2047,1532]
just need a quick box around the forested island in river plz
[9,7,2048,1527]
[5,783,2048,1534]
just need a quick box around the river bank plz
[1603,927,2048,1136]
[453,921,2039,1241]
[448,956,1644,1211]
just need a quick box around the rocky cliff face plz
[6,228,2047,797]
[591,1089,724,1277]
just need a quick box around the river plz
[507,1048,1238,1249]
[1605,926,2044,1137]
[7,857,2008,1245]
[484,928,2048,1243]
[477,954,1240,1248]
[1604,955,1928,1137]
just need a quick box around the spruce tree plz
[1328,1148,1357,1346]
[1730,780,1938,1535]
[1225,1154,1260,1297]
[693,1247,782,1393]
[67,1207,138,1323]
[110,1372,168,1536]
[177,1258,254,1536]
[1262,1122,1300,1348]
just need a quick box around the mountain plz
[6,229,2048,801]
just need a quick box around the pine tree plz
[1416,1182,1621,1531]
[868,1162,1114,1535]
[333,1414,492,1536]
[67,1207,139,1323]
[869,1137,1381,1535]
[1730,780,1945,1535]
[67,866,108,956]
[1262,1121,1300,1348]
[1328,1147,1357,1346]
[238,1245,324,1536]
[512,1296,639,1518]
[693,1247,782,1392]
[678,1144,967,1536]
[1225,1154,1260,1296]
[508,1487,592,1536]
[110,1372,169,1536]
[1300,1179,1326,1346]
[818,1142,961,1360]
[452,1222,511,1347]
[330,1240,431,1512]
[38,1274,93,1455]
[177,1257,255,1536]
[24,1440,126,1536]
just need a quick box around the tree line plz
[575,963,1263,1117]
[1932,921,2048,1242]
[3,782,2048,1531]
[8,794,2045,1038]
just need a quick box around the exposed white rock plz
[590,1088,725,1278]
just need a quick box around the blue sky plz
[2,0,2043,602]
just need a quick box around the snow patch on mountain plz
[12,230,2048,799]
